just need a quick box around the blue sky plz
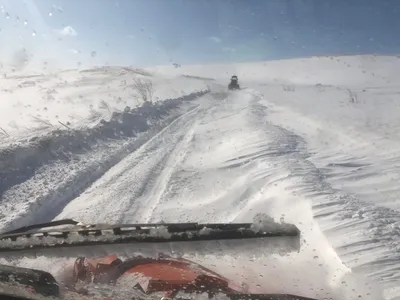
[0,0,399,69]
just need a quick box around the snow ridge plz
[0,90,208,231]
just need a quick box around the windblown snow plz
[1,54,400,300]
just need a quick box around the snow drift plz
[151,54,400,299]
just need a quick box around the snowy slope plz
[0,66,209,144]
[0,66,209,231]
[1,55,400,299]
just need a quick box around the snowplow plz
[228,75,240,90]
[0,217,320,300]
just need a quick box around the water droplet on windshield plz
[280,214,285,223]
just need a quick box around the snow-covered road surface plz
[52,88,380,299]
[53,89,319,225]
[1,88,360,299]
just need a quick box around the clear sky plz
[0,0,399,69]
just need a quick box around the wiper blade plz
[0,220,300,253]
[0,219,80,235]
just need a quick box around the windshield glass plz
[0,1,398,300]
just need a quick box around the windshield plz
[0,1,398,300]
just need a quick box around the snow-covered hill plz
[1,55,400,299]
[152,54,400,87]
[0,66,209,144]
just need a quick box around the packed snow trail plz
[55,90,310,225]
[53,103,203,224]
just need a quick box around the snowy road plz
[2,54,400,299]
[54,84,400,300]
[54,90,315,225]
[52,89,365,298]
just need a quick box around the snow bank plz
[252,82,400,298]
[0,90,208,231]
[0,66,209,144]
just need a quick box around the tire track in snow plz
[54,103,206,224]
[137,124,197,223]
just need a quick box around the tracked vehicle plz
[228,76,240,90]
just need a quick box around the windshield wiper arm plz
[0,219,80,235]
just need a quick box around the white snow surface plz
[1,54,400,299]
[0,66,208,144]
